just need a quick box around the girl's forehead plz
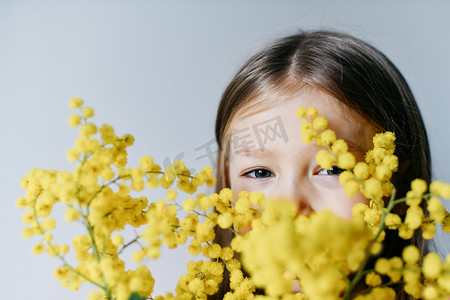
[233,87,349,124]
[228,87,378,154]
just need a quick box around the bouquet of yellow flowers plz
[17,99,450,300]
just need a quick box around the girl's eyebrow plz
[232,148,276,161]
[231,139,367,162]
[310,140,366,157]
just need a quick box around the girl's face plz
[227,87,378,219]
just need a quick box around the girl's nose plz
[275,179,314,216]
[293,194,314,216]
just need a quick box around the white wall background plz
[1,1,450,299]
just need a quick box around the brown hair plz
[211,30,431,299]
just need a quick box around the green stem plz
[87,174,131,207]
[343,189,397,299]
[59,254,102,287]
[31,204,103,288]
[391,192,433,206]
[113,235,141,259]
[82,215,112,299]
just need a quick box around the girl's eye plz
[244,169,274,179]
[317,166,344,176]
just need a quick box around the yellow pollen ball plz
[60,245,69,255]
[398,224,414,240]
[299,120,312,131]
[319,129,336,146]
[218,213,233,229]
[32,243,45,255]
[338,152,356,169]
[411,178,428,195]
[132,250,144,262]
[80,123,98,137]
[300,128,316,144]
[352,202,368,217]
[316,149,336,170]
[353,162,370,180]
[370,242,382,255]
[423,253,442,279]
[375,258,390,274]
[363,178,382,198]
[112,235,124,246]
[296,106,308,119]
[21,227,34,239]
[220,247,234,261]
[312,116,328,130]
[182,198,197,211]
[16,197,27,208]
[365,272,382,287]
[375,164,392,181]
[331,139,348,155]
[166,190,177,201]
[422,223,436,240]
[373,131,396,150]
[44,233,53,242]
[344,180,359,197]
[65,207,80,222]
[66,148,80,162]
[402,245,420,265]
[307,107,318,117]
[87,291,102,300]
[68,114,82,127]
[430,181,450,198]
[82,107,94,118]
[423,286,438,300]
[231,235,243,252]
[382,155,398,172]
[69,97,84,109]
[42,217,56,230]
[339,171,353,185]
[384,213,401,229]
[428,197,446,223]
[404,205,424,230]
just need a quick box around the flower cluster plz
[17,100,450,300]
[243,106,450,300]
[18,99,259,300]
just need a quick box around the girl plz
[211,30,431,299]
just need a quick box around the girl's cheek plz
[311,176,367,219]
[236,179,274,194]
[312,175,343,190]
